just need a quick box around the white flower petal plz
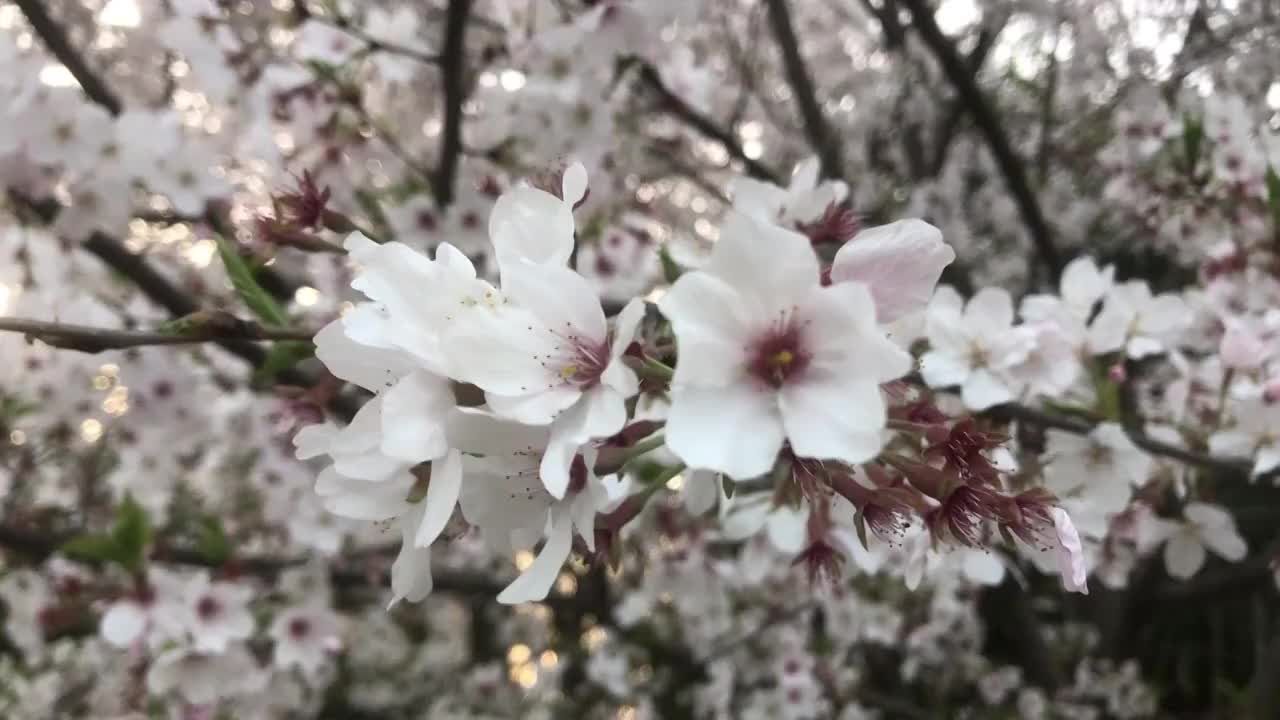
[561,162,588,205]
[413,449,462,548]
[502,259,607,342]
[101,602,147,648]
[666,383,785,479]
[659,272,750,387]
[380,371,454,463]
[705,211,819,314]
[498,510,574,604]
[780,375,886,465]
[831,219,955,322]
[1052,507,1089,594]
[490,185,575,281]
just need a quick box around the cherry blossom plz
[659,211,912,478]
[1156,503,1248,580]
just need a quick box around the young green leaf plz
[61,533,122,566]
[111,494,152,571]
[195,515,232,565]
[659,244,685,284]
[215,236,288,327]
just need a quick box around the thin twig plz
[433,0,473,208]
[0,316,315,354]
[900,0,1063,284]
[929,18,1006,174]
[293,2,441,66]
[636,63,782,185]
[762,0,846,181]
[14,0,122,116]
[986,401,1254,477]
[0,522,522,600]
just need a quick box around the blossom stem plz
[599,433,668,476]
[638,358,675,383]
[599,464,685,531]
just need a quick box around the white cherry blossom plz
[659,210,912,479]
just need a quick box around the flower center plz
[288,617,311,640]
[747,318,810,388]
[546,330,611,389]
[195,595,221,621]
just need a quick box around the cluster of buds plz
[777,401,1087,593]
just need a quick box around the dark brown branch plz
[82,229,362,420]
[14,0,122,116]
[433,0,473,208]
[900,0,1063,283]
[762,0,846,181]
[929,19,1005,174]
[0,522,513,599]
[0,316,315,354]
[636,64,783,185]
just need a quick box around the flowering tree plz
[1,0,1279,717]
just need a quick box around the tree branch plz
[292,2,441,66]
[762,0,846,181]
[0,316,315,354]
[929,18,1005,174]
[433,0,473,208]
[0,522,516,599]
[986,401,1254,477]
[14,0,122,116]
[636,63,783,185]
[900,0,1063,283]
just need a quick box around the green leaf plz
[658,244,684,284]
[61,533,122,565]
[195,515,232,565]
[721,475,735,499]
[253,340,314,385]
[215,236,288,327]
[111,495,152,571]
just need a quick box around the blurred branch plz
[0,316,315,354]
[900,0,1063,284]
[979,575,1061,690]
[636,63,783,185]
[8,192,360,419]
[0,522,519,600]
[856,0,907,50]
[762,0,847,181]
[292,2,441,65]
[985,401,1254,477]
[433,0,473,208]
[14,0,122,116]
[1157,556,1275,600]
[929,18,1005,174]
[1036,23,1061,185]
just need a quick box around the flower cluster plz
[1,0,1279,717]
